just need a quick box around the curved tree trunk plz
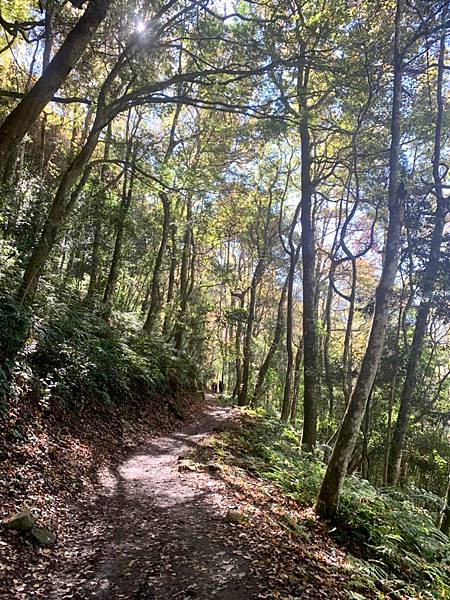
[0,0,110,169]
[17,125,101,305]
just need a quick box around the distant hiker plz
[211,382,217,393]
[218,381,224,394]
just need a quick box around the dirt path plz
[41,403,261,599]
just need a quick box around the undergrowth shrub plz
[214,410,450,599]
[23,298,201,412]
[0,294,30,406]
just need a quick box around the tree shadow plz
[35,404,353,600]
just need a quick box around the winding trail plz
[46,403,261,599]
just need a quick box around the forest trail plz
[42,401,261,599]
[4,399,351,600]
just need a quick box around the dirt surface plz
[16,404,260,599]
[2,401,354,599]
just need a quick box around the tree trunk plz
[238,258,265,406]
[17,124,101,305]
[103,146,136,306]
[342,259,357,407]
[323,265,335,426]
[299,64,319,450]
[315,0,405,518]
[42,2,54,72]
[162,223,178,336]
[252,276,288,406]
[439,474,450,535]
[174,197,192,351]
[87,123,111,300]
[231,291,245,401]
[387,11,447,486]
[281,243,300,421]
[383,288,405,485]
[290,339,304,423]
[143,192,171,332]
[143,99,181,332]
[0,0,110,169]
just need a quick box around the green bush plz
[0,294,30,406]
[26,300,200,411]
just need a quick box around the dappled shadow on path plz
[43,405,259,600]
[14,403,352,600]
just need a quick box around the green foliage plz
[0,294,30,406]
[214,410,450,599]
[24,299,200,412]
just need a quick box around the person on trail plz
[218,381,224,394]
[211,382,217,393]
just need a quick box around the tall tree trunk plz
[162,223,178,336]
[342,259,357,407]
[323,265,335,425]
[87,123,111,300]
[299,53,319,449]
[387,12,447,486]
[143,100,181,332]
[231,291,245,401]
[103,146,136,306]
[383,287,405,485]
[280,178,302,421]
[316,0,405,518]
[174,197,192,351]
[143,192,171,332]
[252,276,288,406]
[281,243,300,421]
[238,258,265,406]
[0,0,110,169]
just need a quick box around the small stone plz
[178,460,197,472]
[207,463,222,473]
[3,511,34,532]
[30,527,56,547]
[224,510,246,524]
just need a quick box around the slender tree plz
[316,0,406,518]
[387,8,448,485]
